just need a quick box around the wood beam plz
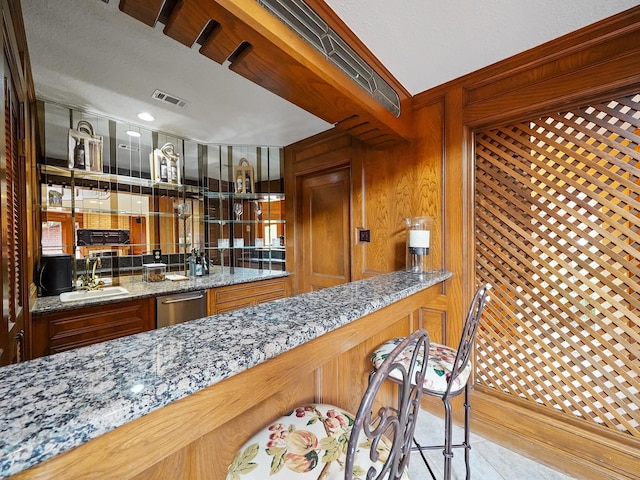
[119,0,413,147]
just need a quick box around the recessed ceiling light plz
[126,130,141,138]
[137,112,155,122]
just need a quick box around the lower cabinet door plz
[31,298,155,358]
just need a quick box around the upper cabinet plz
[119,0,413,147]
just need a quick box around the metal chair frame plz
[347,329,431,480]
[412,284,490,480]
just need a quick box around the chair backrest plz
[346,329,430,480]
[444,284,490,397]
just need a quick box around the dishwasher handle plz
[161,294,204,304]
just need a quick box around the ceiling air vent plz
[118,144,140,152]
[151,89,189,108]
[256,0,401,118]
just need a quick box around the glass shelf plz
[40,164,200,194]
[213,245,285,250]
[39,101,286,273]
[202,191,285,201]
[41,205,205,218]
[203,218,285,224]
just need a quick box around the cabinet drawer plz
[212,278,285,304]
[208,278,288,315]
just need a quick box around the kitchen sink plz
[59,286,130,303]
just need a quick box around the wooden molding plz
[303,0,412,103]
[119,0,413,147]
[413,6,640,127]
[471,389,640,480]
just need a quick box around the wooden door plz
[129,215,147,255]
[158,195,178,253]
[300,168,351,292]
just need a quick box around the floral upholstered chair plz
[370,284,490,480]
[226,329,431,480]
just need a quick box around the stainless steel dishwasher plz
[156,290,207,328]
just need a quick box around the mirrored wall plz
[38,101,285,281]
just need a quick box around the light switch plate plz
[356,227,371,244]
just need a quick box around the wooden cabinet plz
[31,298,155,358]
[207,277,289,315]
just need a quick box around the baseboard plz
[467,389,640,480]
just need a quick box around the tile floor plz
[407,410,579,480]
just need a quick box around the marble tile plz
[408,410,579,480]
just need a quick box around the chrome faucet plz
[78,257,105,291]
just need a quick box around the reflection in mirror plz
[38,100,286,285]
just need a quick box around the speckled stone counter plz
[0,269,451,478]
[32,266,288,315]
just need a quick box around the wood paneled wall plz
[415,8,640,480]
[286,6,640,479]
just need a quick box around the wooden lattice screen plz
[474,93,640,437]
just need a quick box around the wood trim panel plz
[14,284,441,479]
[118,0,412,146]
[317,314,412,412]
[118,0,165,27]
[464,28,640,106]
[132,374,318,480]
[420,306,447,345]
[463,52,640,128]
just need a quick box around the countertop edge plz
[31,268,290,315]
[0,270,451,478]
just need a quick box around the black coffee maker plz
[38,254,73,296]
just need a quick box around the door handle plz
[161,294,204,304]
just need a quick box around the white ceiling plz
[325,0,639,96]
[21,0,637,147]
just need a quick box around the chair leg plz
[443,397,454,480]
[463,383,471,480]
[412,437,438,480]
[411,388,473,479]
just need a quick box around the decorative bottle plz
[188,249,197,277]
[170,157,178,184]
[74,139,86,169]
[200,250,209,275]
[160,156,168,182]
[236,172,244,193]
[195,252,203,276]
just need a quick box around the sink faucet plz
[78,257,105,291]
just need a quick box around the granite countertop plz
[0,269,452,478]
[32,267,289,315]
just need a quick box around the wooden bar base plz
[13,284,442,479]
